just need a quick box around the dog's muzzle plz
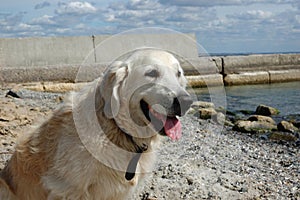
[172,94,193,116]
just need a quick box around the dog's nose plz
[173,95,193,116]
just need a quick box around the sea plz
[194,81,300,122]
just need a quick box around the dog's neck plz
[95,96,150,180]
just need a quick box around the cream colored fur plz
[0,49,189,200]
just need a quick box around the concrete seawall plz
[222,54,300,85]
[0,35,299,87]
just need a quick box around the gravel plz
[0,87,299,200]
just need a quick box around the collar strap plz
[125,151,142,181]
[125,137,147,181]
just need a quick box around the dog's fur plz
[0,49,191,199]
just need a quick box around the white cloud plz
[228,10,273,20]
[31,15,56,25]
[55,1,97,15]
[104,0,169,27]
[126,0,163,10]
[55,28,71,33]
[17,23,41,31]
[0,12,25,26]
[159,0,242,7]
[248,10,273,18]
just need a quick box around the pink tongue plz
[149,107,182,141]
[164,117,182,141]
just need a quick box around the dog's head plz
[100,49,192,141]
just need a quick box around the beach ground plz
[0,85,299,199]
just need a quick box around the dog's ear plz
[101,61,128,119]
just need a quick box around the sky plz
[1,0,300,54]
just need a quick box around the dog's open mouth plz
[140,99,182,141]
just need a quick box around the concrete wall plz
[0,33,198,68]
[222,54,300,85]
[0,35,299,87]
[223,54,300,74]
[0,33,203,84]
[0,36,99,67]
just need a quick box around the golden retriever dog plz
[0,49,192,200]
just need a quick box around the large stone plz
[191,101,215,109]
[198,108,217,120]
[255,105,279,116]
[233,120,277,133]
[212,112,226,125]
[277,121,299,133]
[247,115,276,125]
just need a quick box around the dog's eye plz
[145,69,159,78]
[177,70,182,78]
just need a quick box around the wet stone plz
[255,104,280,116]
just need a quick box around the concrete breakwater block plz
[269,69,300,83]
[0,65,79,83]
[186,74,224,87]
[224,71,269,86]
[222,54,300,74]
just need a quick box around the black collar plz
[125,136,147,181]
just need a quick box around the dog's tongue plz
[149,107,182,141]
[164,117,182,141]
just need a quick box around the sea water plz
[194,81,300,121]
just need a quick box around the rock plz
[5,90,21,98]
[198,108,217,120]
[259,134,269,140]
[212,112,228,125]
[233,114,278,133]
[269,132,298,142]
[187,107,197,115]
[55,96,64,103]
[191,101,215,109]
[233,120,277,133]
[186,177,194,185]
[255,104,279,116]
[277,121,299,133]
[292,121,300,129]
[0,113,15,122]
[247,115,276,125]
[224,120,234,127]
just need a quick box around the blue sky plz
[1,0,300,54]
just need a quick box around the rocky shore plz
[0,84,299,199]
